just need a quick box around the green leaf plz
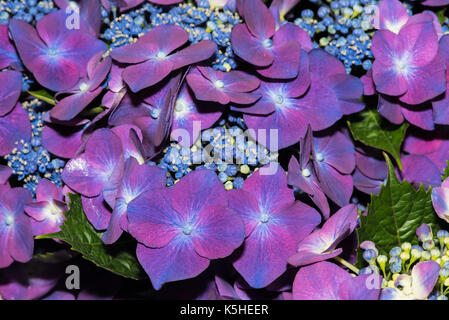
[37,194,145,280]
[442,160,449,181]
[347,108,408,170]
[28,89,56,105]
[356,153,439,265]
[437,8,447,24]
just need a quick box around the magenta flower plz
[381,261,440,300]
[371,21,446,105]
[0,103,31,156]
[0,70,22,117]
[50,51,111,121]
[243,49,363,150]
[186,67,261,105]
[231,0,312,79]
[287,127,330,218]
[127,169,245,290]
[102,157,167,244]
[0,24,21,70]
[312,130,355,207]
[288,204,358,267]
[24,179,68,236]
[62,128,125,228]
[431,177,449,223]
[293,261,381,300]
[0,188,33,268]
[228,164,321,288]
[111,24,217,92]
[9,10,107,92]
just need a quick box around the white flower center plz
[262,39,273,49]
[214,80,225,89]
[4,215,14,226]
[302,168,311,177]
[79,82,89,92]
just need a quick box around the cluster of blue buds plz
[359,224,449,300]
[102,1,241,71]
[4,99,65,195]
[0,0,56,24]
[293,0,379,73]
[155,114,278,189]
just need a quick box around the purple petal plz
[0,103,32,156]
[169,40,217,70]
[377,95,405,124]
[292,261,352,300]
[288,204,357,266]
[192,205,245,259]
[398,55,446,105]
[373,0,408,33]
[82,194,112,230]
[0,24,21,70]
[51,88,102,121]
[238,0,275,40]
[313,131,355,174]
[400,104,435,131]
[123,59,174,93]
[0,70,22,117]
[128,189,180,248]
[273,22,313,52]
[136,239,209,290]
[411,261,441,300]
[338,274,381,300]
[257,41,301,79]
[402,154,442,187]
[41,123,84,159]
[102,158,166,244]
[315,163,354,207]
[231,24,274,67]
[170,169,228,218]
[431,184,449,223]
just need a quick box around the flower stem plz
[334,256,360,275]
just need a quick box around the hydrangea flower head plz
[228,164,321,288]
[371,20,446,105]
[9,10,107,92]
[231,0,312,79]
[102,157,167,244]
[50,51,112,121]
[24,179,68,236]
[127,169,245,290]
[186,66,261,105]
[288,204,358,267]
[243,49,363,150]
[312,130,355,207]
[111,24,217,92]
[62,128,125,228]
